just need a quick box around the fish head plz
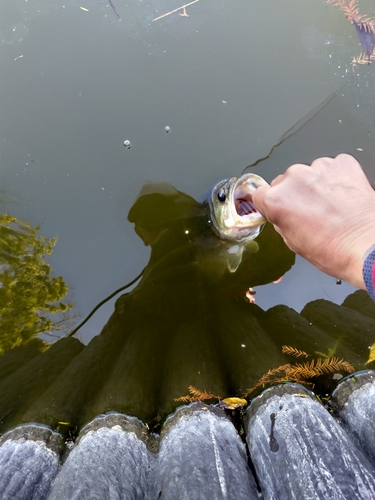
[209,173,268,243]
[208,173,269,273]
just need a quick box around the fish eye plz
[217,189,226,202]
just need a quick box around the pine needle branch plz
[174,385,221,403]
[244,347,355,398]
[282,345,310,358]
[243,364,291,397]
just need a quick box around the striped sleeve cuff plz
[363,246,375,301]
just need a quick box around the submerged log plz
[262,304,360,363]
[0,340,44,381]
[20,327,125,430]
[0,338,83,431]
[342,289,375,321]
[301,298,375,361]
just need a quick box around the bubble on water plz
[165,126,170,133]
[123,140,131,149]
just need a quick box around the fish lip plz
[230,174,267,225]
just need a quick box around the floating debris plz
[365,342,375,364]
[123,140,131,149]
[165,126,170,133]
[218,397,247,410]
[153,0,199,22]
[108,0,120,19]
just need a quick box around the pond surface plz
[1,0,375,346]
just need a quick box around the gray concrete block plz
[155,403,259,500]
[0,424,63,500]
[246,383,375,500]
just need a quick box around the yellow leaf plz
[220,397,247,410]
[365,343,375,364]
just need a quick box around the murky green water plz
[1,0,375,429]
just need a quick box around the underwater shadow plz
[1,182,375,435]
[0,180,295,431]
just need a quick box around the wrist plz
[342,211,375,290]
[362,244,375,300]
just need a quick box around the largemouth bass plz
[208,173,269,272]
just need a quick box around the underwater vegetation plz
[327,0,375,64]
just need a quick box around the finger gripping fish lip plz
[232,174,268,221]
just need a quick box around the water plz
[1,0,375,428]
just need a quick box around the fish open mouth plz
[235,196,258,216]
[234,187,259,217]
[232,174,267,219]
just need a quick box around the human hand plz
[252,154,375,289]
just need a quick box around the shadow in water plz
[0,182,375,435]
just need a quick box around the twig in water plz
[109,0,120,19]
[152,0,199,22]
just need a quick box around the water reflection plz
[0,211,71,353]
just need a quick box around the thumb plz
[252,185,270,218]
